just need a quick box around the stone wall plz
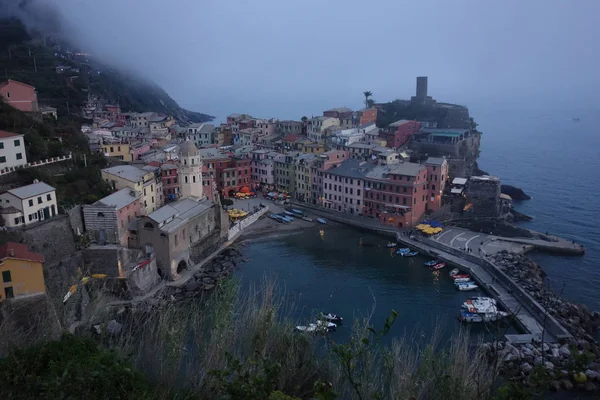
[66,205,85,237]
[227,207,269,240]
[19,215,77,266]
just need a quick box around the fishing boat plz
[460,297,508,322]
[453,276,472,283]
[459,310,484,323]
[396,248,410,254]
[431,262,446,270]
[449,268,460,276]
[425,260,440,267]
[456,282,479,291]
[291,209,304,216]
[301,216,313,222]
[317,218,327,224]
[451,274,470,280]
[386,242,397,248]
[401,251,418,257]
[319,313,343,324]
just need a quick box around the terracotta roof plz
[0,130,23,139]
[0,79,36,90]
[0,242,44,263]
[282,134,301,142]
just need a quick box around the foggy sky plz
[7,0,600,120]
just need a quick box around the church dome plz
[179,139,198,157]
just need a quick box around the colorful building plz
[82,187,141,245]
[101,165,162,214]
[130,142,151,161]
[363,163,429,227]
[0,181,58,228]
[359,108,378,125]
[0,79,39,112]
[294,154,319,203]
[102,142,132,161]
[424,157,448,212]
[274,152,299,193]
[383,120,420,148]
[308,116,340,142]
[322,159,373,214]
[0,242,45,301]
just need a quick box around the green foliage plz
[0,334,183,400]
[268,391,300,400]
[222,198,234,207]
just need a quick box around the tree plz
[301,116,308,123]
[363,91,373,109]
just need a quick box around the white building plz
[0,130,28,169]
[178,140,203,199]
[0,181,57,228]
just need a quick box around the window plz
[14,139,20,147]
[403,198,407,205]
[4,287,14,299]
[2,271,11,283]
[175,234,178,246]
[97,212,105,217]
[0,156,5,163]
[28,199,33,207]
[432,184,435,191]
[46,194,51,201]
[144,222,154,229]
[16,153,22,160]
[37,196,42,204]
[0,143,3,149]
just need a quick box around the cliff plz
[0,17,213,123]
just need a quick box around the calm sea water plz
[475,107,600,311]
[236,227,518,343]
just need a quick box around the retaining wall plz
[227,207,269,240]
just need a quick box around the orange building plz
[0,242,46,301]
[359,108,378,125]
[0,79,39,112]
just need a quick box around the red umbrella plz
[240,186,250,193]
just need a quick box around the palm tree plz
[363,90,373,108]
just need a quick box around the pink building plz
[130,142,151,160]
[0,80,39,112]
[255,119,277,136]
[322,159,373,214]
[383,120,420,148]
[310,149,349,204]
[424,157,448,212]
[250,149,275,190]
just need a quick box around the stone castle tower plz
[178,139,203,199]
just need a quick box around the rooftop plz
[5,181,55,199]
[227,113,242,119]
[389,119,411,127]
[148,198,213,233]
[325,107,353,113]
[452,177,468,185]
[424,157,446,166]
[327,159,374,179]
[0,130,23,139]
[198,148,229,160]
[421,129,470,137]
[97,187,139,209]
[366,163,425,179]
[102,165,149,183]
[0,242,44,263]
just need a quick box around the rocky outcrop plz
[501,185,531,201]
[487,251,600,393]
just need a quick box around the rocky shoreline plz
[485,251,600,392]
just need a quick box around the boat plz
[449,268,460,276]
[291,209,304,216]
[386,242,397,248]
[431,262,446,270]
[301,216,313,222]
[450,274,471,282]
[317,218,327,224]
[396,248,410,254]
[284,211,295,216]
[268,214,279,220]
[319,313,343,324]
[425,260,440,267]
[401,251,418,257]
[294,324,318,333]
[279,214,294,222]
[460,297,508,322]
[315,320,337,331]
[459,310,484,323]
[453,276,472,283]
[294,321,336,333]
[456,282,479,291]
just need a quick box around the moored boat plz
[401,251,418,257]
[317,217,327,224]
[456,282,479,291]
[301,216,313,222]
[279,214,294,222]
[386,242,397,248]
[319,312,343,324]
[284,210,295,216]
[453,277,472,283]
[396,248,410,254]
[449,268,460,276]
[431,262,446,270]
[425,260,440,267]
[291,209,304,216]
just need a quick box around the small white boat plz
[301,216,313,222]
[396,248,410,254]
[453,277,472,283]
[317,218,327,224]
[449,268,459,276]
[284,210,295,216]
[315,320,337,331]
[401,251,418,257]
[386,242,397,248]
[320,313,343,324]
[457,282,479,291]
[425,260,440,267]
[294,324,317,332]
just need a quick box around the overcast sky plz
[20,0,600,119]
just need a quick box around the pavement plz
[429,227,530,257]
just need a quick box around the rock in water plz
[501,185,531,200]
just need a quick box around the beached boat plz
[319,313,343,324]
[280,214,294,222]
[453,277,472,283]
[431,263,446,270]
[317,218,327,224]
[456,282,479,291]
[449,268,460,276]
[284,210,295,216]
[301,216,313,222]
[386,242,397,248]
[291,209,304,216]
[401,251,418,257]
[425,260,440,267]
[268,214,279,220]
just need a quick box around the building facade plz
[102,142,132,161]
[178,140,203,199]
[0,130,28,169]
[0,80,39,112]
[322,159,372,214]
[101,165,162,214]
[0,181,58,228]
[0,242,45,301]
[424,157,448,212]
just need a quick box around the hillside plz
[0,17,213,123]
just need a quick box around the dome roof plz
[179,139,198,157]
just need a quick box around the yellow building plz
[301,142,327,155]
[102,142,132,162]
[0,242,46,301]
[101,165,163,214]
